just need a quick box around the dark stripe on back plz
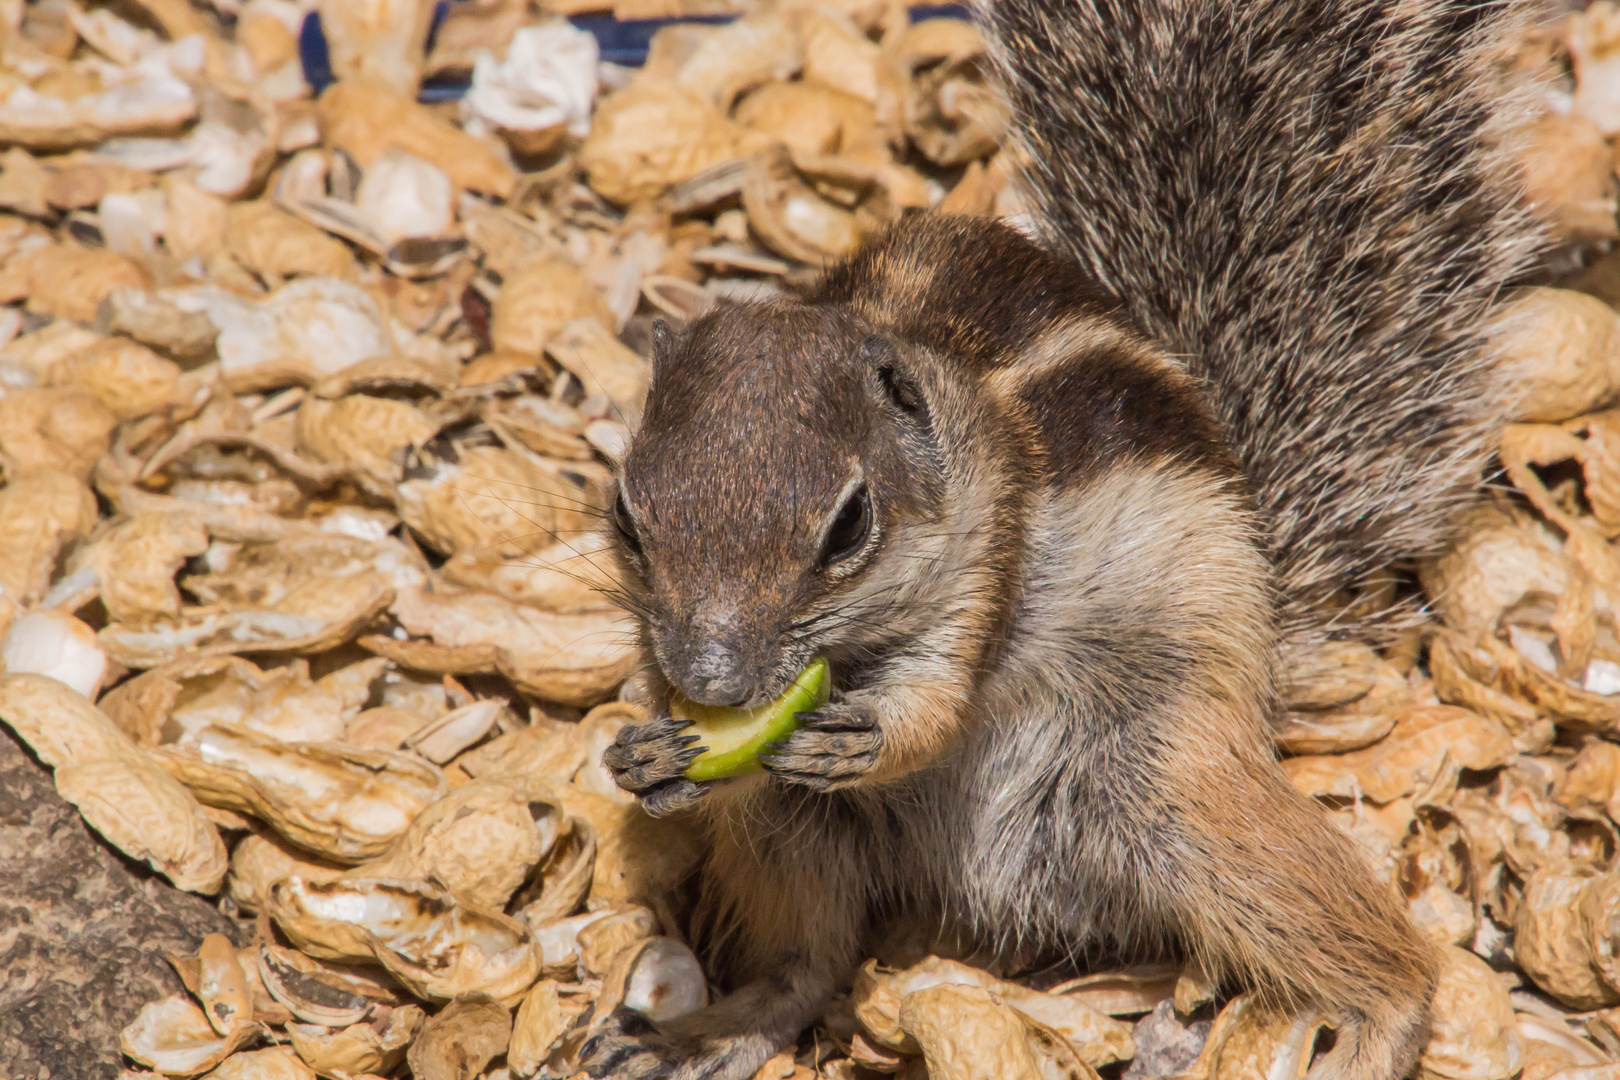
[1021,343,1233,488]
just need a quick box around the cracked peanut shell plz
[0,672,226,893]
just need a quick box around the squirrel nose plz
[680,641,752,707]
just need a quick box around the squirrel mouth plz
[673,659,831,781]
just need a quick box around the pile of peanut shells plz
[13,0,1620,1077]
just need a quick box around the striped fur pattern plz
[583,1,1543,1077]
[589,224,1434,1080]
[980,0,1544,641]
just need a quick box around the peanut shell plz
[578,81,764,205]
[349,777,556,908]
[152,723,445,862]
[267,876,543,1004]
[228,830,346,915]
[382,585,639,705]
[898,983,1098,1080]
[200,1048,316,1079]
[1498,289,1620,423]
[317,76,515,197]
[285,1004,422,1079]
[1419,947,1522,1080]
[119,995,253,1076]
[406,995,512,1080]
[0,470,97,606]
[319,0,436,98]
[0,672,227,893]
[508,979,567,1077]
[85,511,210,626]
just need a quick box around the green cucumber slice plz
[676,658,830,782]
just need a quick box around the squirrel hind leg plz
[1159,742,1439,1080]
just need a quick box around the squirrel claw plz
[579,1003,770,1080]
[759,702,882,791]
[579,1007,676,1079]
[604,717,706,811]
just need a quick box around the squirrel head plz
[610,300,949,708]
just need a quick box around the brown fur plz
[582,0,1542,1072]
[588,221,1434,1080]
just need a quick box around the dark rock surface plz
[0,726,241,1080]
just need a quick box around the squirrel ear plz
[853,334,891,366]
[856,334,929,422]
[648,319,675,387]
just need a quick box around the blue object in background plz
[298,1,971,101]
[567,11,740,66]
[296,10,332,94]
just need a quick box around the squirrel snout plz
[672,641,754,707]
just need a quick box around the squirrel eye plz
[819,485,872,567]
[614,491,643,558]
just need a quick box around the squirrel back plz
[979,0,1544,641]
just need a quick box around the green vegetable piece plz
[676,658,830,782]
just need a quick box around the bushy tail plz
[978,0,1545,639]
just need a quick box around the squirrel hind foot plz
[1307,998,1434,1080]
[578,1006,771,1080]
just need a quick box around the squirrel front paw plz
[602,716,708,816]
[759,700,883,791]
